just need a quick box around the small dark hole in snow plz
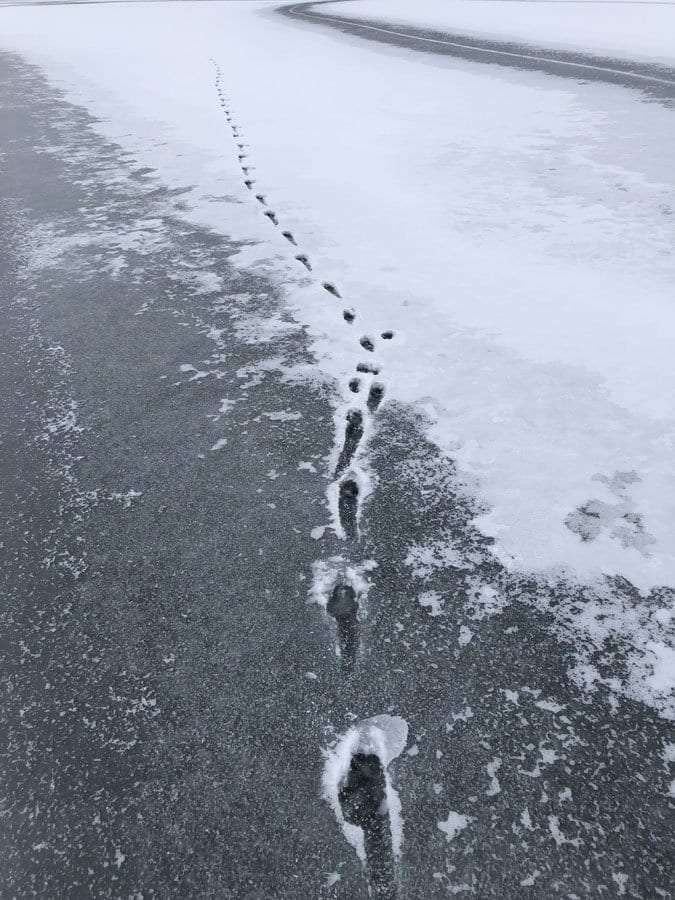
[323,282,341,299]
[349,378,361,394]
[360,336,375,352]
[357,362,380,375]
[343,309,355,323]
[381,331,394,340]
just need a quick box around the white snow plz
[418,590,445,617]
[334,0,675,68]
[485,756,502,796]
[458,625,474,647]
[2,0,673,714]
[437,809,473,842]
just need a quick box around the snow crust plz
[334,0,675,68]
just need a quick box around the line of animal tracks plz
[212,61,406,897]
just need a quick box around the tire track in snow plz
[211,59,403,896]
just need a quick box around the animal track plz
[336,409,364,477]
[338,753,396,896]
[213,80,400,853]
[326,583,359,670]
[338,478,359,541]
[323,282,341,299]
[367,383,385,413]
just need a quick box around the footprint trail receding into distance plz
[212,59,402,896]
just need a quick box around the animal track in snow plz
[326,583,359,671]
[256,194,267,205]
[295,254,312,271]
[360,336,375,352]
[349,378,361,394]
[324,716,407,900]
[336,409,364,477]
[282,230,297,245]
[343,309,356,323]
[323,282,341,299]
[381,330,394,340]
[367,383,385,413]
[338,478,360,541]
[244,180,254,190]
[338,754,396,896]
[356,362,380,375]
[264,210,279,226]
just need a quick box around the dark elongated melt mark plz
[282,230,296,245]
[264,210,279,226]
[244,180,254,189]
[323,282,341,298]
[326,583,359,670]
[238,153,247,162]
[349,377,361,394]
[339,754,396,898]
[295,254,312,271]
[256,194,267,205]
[357,362,380,375]
[360,336,375,352]
[367,382,385,413]
[381,330,394,340]
[336,410,364,477]
[343,309,355,323]
[338,479,359,541]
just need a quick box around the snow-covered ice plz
[329,0,675,67]
[2,0,673,711]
